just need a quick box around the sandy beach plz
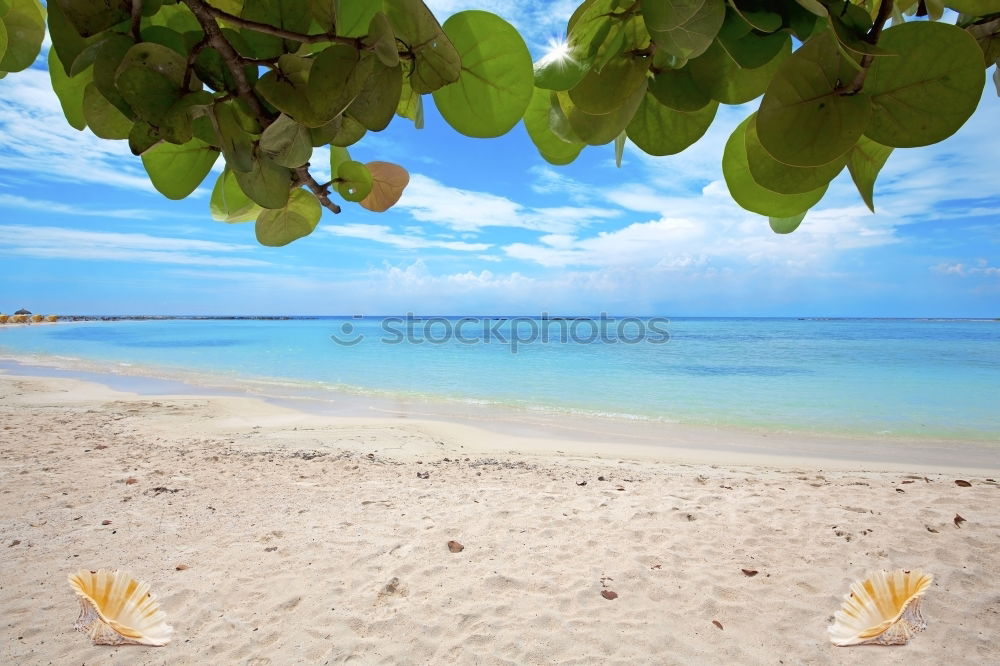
[1,369,998,665]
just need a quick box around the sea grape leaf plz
[945,0,1000,13]
[255,55,323,126]
[309,0,337,31]
[769,212,806,234]
[82,83,132,139]
[366,12,400,67]
[336,160,373,202]
[93,33,135,118]
[745,115,847,195]
[626,92,718,156]
[523,87,585,166]
[566,0,616,64]
[534,49,591,92]
[396,72,424,127]
[723,116,827,217]
[49,49,91,131]
[0,0,46,73]
[240,0,309,59]
[847,136,893,212]
[865,21,985,148]
[146,3,200,33]
[255,188,322,247]
[689,38,789,104]
[329,146,351,176]
[211,168,263,223]
[52,0,128,38]
[718,25,789,70]
[649,65,713,111]
[233,152,294,209]
[47,0,99,76]
[360,161,410,212]
[308,44,373,123]
[642,0,726,61]
[757,29,871,167]
[141,137,220,200]
[0,21,6,67]
[568,52,650,115]
[966,18,1000,67]
[211,101,254,172]
[384,0,461,93]
[128,122,162,156]
[114,43,190,126]
[140,25,187,57]
[347,61,403,131]
[338,0,380,38]
[559,79,647,146]
[330,115,367,147]
[432,11,534,138]
[259,113,313,169]
[614,130,626,167]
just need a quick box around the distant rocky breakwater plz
[0,315,300,324]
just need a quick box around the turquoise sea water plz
[2,317,999,441]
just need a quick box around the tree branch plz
[200,4,364,48]
[182,0,343,215]
[295,166,342,214]
[129,0,143,42]
[837,0,894,96]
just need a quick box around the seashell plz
[67,569,173,646]
[828,569,932,646]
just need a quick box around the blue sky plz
[0,2,998,317]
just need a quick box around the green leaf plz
[330,114,367,147]
[82,83,132,140]
[396,73,424,127]
[0,21,6,67]
[336,160,373,202]
[769,212,806,234]
[360,161,410,212]
[145,3,200,33]
[566,0,616,64]
[648,65,713,112]
[0,0,46,73]
[533,48,591,92]
[347,62,403,132]
[523,87,585,166]
[255,188,322,247]
[141,137,220,200]
[52,0,128,38]
[384,0,461,93]
[92,33,135,119]
[47,0,98,76]
[967,18,1000,67]
[723,116,827,217]
[945,0,1000,13]
[568,53,650,115]
[689,37,789,104]
[129,122,161,156]
[308,44,373,123]
[49,49,91,131]
[626,92,718,156]
[366,12,400,67]
[211,168,263,223]
[745,115,847,195]
[847,136,893,213]
[211,101,255,173]
[614,131,626,168]
[717,22,789,69]
[337,0,380,38]
[865,21,985,148]
[233,152,294,209]
[559,81,647,146]
[757,29,871,167]
[240,0,309,59]
[115,43,190,125]
[642,0,725,61]
[256,55,325,127]
[329,146,351,176]
[432,11,534,138]
[309,0,338,32]
[260,114,313,169]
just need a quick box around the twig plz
[129,0,143,42]
[836,0,894,95]
[295,166,342,214]
[201,4,364,48]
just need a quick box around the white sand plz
[1,370,998,664]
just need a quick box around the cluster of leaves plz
[529,0,998,233]
[4,0,999,245]
[38,0,534,246]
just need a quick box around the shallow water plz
[2,317,998,440]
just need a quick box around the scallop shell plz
[828,569,932,646]
[67,569,173,646]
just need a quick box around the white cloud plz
[0,193,158,219]
[932,260,1000,277]
[397,173,620,233]
[0,224,268,267]
[323,223,490,251]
